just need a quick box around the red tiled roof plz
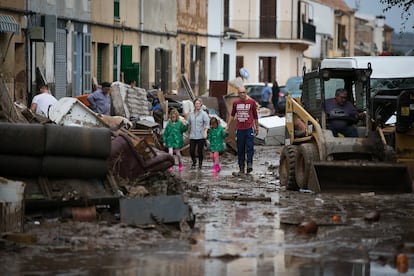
[312,0,353,13]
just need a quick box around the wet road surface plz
[1,145,414,275]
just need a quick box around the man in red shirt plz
[226,86,259,175]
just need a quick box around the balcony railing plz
[231,19,315,43]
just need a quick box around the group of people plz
[163,98,228,173]
[30,77,362,175]
[162,84,364,174]
[163,86,259,175]
[30,81,113,117]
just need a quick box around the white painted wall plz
[304,0,335,59]
[208,0,223,81]
[237,42,304,85]
[207,0,237,87]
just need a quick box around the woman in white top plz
[187,98,210,170]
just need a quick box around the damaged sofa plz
[0,122,111,178]
[0,122,174,184]
[108,130,174,180]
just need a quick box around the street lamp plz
[342,37,348,57]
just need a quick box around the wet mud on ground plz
[1,145,414,275]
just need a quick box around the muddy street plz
[1,145,414,275]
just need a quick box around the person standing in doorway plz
[188,98,210,170]
[87,82,112,115]
[226,86,259,175]
[272,80,280,115]
[30,84,58,117]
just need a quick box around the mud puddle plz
[1,145,414,275]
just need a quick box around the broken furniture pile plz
[0,78,194,234]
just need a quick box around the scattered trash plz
[396,253,409,273]
[332,215,341,222]
[299,189,314,194]
[364,210,381,222]
[360,192,375,197]
[120,195,195,226]
[2,233,37,244]
[297,221,318,234]
[71,206,97,222]
[314,197,324,206]
[0,178,26,233]
[218,195,271,202]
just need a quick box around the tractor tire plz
[295,143,319,189]
[279,145,299,191]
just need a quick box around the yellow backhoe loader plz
[279,56,414,193]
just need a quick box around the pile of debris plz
[0,79,194,241]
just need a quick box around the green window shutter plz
[114,0,120,19]
[124,63,140,86]
[83,33,92,94]
[120,45,138,84]
[121,45,132,69]
[97,44,103,84]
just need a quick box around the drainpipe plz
[347,12,352,56]
[291,0,294,39]
[139,0,143,87]
[248,0,251,37]
[25,0,31,106]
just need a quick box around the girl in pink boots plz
[207,117,228,173]
[163,109,188,172]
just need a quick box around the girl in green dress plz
[207,117,228,173]
[163,109,188,172]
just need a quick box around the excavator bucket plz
[307,161,412,193]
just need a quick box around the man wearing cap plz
[87,82,112,115]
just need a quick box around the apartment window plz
[114,0,120,19]
[113,45,120,81]
[224,0,229,28]
[337,24,346,50]
[223,54,229,81]
[155,48,170,92]
[236,56,244,77]
[260,0,276,38]
[180,44,185,74]
[190,45,196,87]
[97,44,104,83]
[259,56,276,83]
